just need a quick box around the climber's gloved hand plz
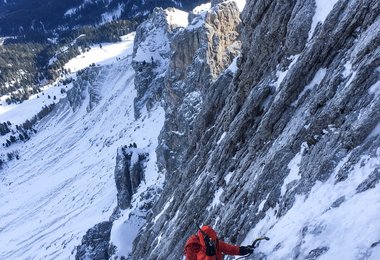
[239,245,254,255]
[204,236,216,256]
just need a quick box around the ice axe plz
[193,218,217,255]
[235,236,270,259]
[250,236,270,248]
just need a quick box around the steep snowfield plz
[0,33,165,259]
[242,152,380,259]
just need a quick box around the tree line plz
[0,20,136,104]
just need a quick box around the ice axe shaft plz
[251,237,270,248]
[193,219,207,236]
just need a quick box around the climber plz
[184,225,253,260]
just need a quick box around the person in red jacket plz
[184,225,253,260]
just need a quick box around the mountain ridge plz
[0,0,207,36]
[0,0,379,259]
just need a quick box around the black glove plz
[240,246,254,255]
[204,236,216,256]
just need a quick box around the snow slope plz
[0,33,165,259]
[242,152,380,259]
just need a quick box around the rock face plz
[66,67,104,112]
[75,146,149,259]
[132,7,189,118]
[0,0,208,36]
[157,1,241,177]
[131,0,380,259]
[75,221,113,260]
[131,2,242,259]
[114,146,148,210]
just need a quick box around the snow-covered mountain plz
[0,0,208,36]
[0,33,165,259]
[130,0,380,259]
[1,0,380,259]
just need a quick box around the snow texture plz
[133,8,188,66]
[110,210,144,258]
[273,55,299,91]
[101,3,125,24]
[65,33,135,72]
[292,67,327,106]
[192,3,211,14]
[0,32,165,259]
[281,142,308,196]
[369,71,380,98]
[207,187,224,210]
[153,196,174,224]
[165,8,189,27]
[217,132,227,145]
[231,0,246,12]
[226,56,239,74]
[308,0,339,40]
[242,153,380,259]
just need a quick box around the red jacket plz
[184,226,241,260]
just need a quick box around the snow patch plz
[217,132,227,145]
[369,79,380,99]
[273,55,300,91]
[258,194,270,212]
[224,172,233,185]
[65,33,135,72]
[64,7,78,17]
[308,0,339,40]
[153,197,174,224]
[368,122,380,139]
[110,210,143,258]
[305,68,327,92]
[243,152,380,259]
[188,11,207,31]
[292,68,327,106]
[230,0,246,12]
[101,3,125,24]
[133,27,168,65]
[281,142,308,196]
[170,130,185,136]
[207,188,224,210]
[344,70,357,89]
[166,8,189,28]
[227,56,239,74]
[342,61,352,78]
[192,3,211,14]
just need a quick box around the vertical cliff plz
[157,0,241,178]
[131,0,380,259]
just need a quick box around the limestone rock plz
[114,146,148,210]
[75,221,112,260]
[132,7,189,118]
[132,0,380,259]
[157,1,241,177]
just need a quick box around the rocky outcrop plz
[114,146,148,211]
[66,67,104,112]
[75,221,113,260]
[157,1,241,177]
[211,0,227,8]
[132,7,189,118]
[131,0,380,259]
[130,2,242,259]
[75,146,149,259]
